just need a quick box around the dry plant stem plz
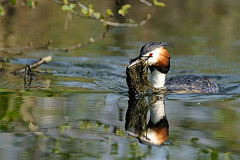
[72,10,149,27]
[0,27,110,53]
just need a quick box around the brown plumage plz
[150,47,171,74]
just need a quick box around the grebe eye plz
[149,53,153,57]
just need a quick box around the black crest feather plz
[139,42,173,56]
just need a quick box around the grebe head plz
[140,42,172,74]
[139,42,173,88]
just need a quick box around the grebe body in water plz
[139,42,220,93]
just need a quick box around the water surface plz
[0,0,240,159]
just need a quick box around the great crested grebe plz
[125,95,169,146]
[139,42,220,93]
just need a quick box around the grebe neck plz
[150,69,166,88]
[150,98,166,124]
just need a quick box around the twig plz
[64,26,111,51]
[51,0,151,28]
[74,0,87,9]
[0,27,111,53]
[0,0,151,53]
[71,9,150,27]
[139,0,153,6]
[0,40,52,53]
[75,0,150,27]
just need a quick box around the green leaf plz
[118,4,131,16]
[62,4,71,11]
[94,12,102,20]
[153,0,166,7]
[10,0,17,5]
[54,149,61,154]
[81,8,89,16]
[0,5,5,16]
[106,9,113,17]
[60,124,71,134]
[88,8,94,17]
[63,0,68,5]
[201,148,209,154]
[27,0,38,8]
[88,4,94,10]
[69,4,76,10]
[62,4,75,11]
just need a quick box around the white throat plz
[150,99,166,124]
[149,69,166,88]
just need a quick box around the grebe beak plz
[129,53,153,64]
[141,53,153,58]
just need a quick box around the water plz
[0,0,240,159]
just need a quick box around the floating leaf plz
[54,149,61,154]
[60,124,71,134]
[153,0,165,7]
[53,140,61,154]
[106,9,113,17]
[190,137,199,143]
[118,4,131,16]
[201,148,210,154]
[189,137,199,145]
[104,124,109,133]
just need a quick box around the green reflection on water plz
[0,0,240,159]
[0,91,239,159]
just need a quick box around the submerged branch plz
[14,55,52,74]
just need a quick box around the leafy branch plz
[0,0,166,53]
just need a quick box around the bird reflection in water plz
[125,94,169,146]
